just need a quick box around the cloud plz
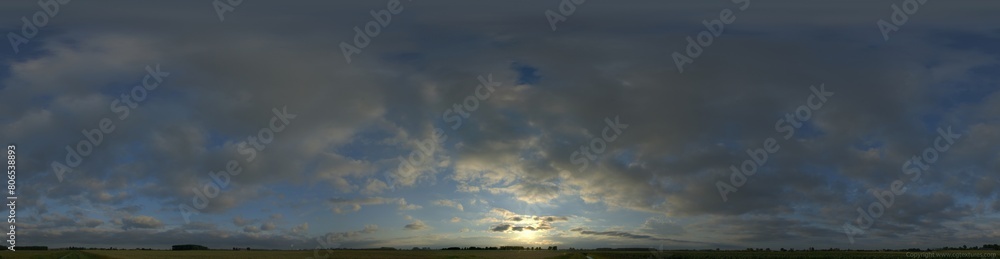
[121,215,164,230]
[577,230,659,240]
[490,223,550,232]
[232,216,254,227]
[640,217,686,236]
[3,0,999,250]
[490,208,516,217]
[404,220,428,231]
[362,224,378,234]
[432,199,464,211]
[261,222,276,231]
[79,219,104,228]
[116,205,142,214]
[450,217,461,223]
[490,224,512,232]
[534,216,568,222]
[486,207,570,233]
[361,179,390,195]
[397,198,423,211]
[491,224,543,232]
[291,223,309,235]
[329,197,421,213]
[244,225,261,233]
[316,224,380,244]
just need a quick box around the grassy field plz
[0,250,996,259]
[0,250,580,259]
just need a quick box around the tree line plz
[442,246,558,250]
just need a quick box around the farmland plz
[0,250,996,259]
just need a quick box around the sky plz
[1,0,999,251]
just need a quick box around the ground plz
[0,250,995,259]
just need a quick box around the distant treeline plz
[442,246,558,250]
[51,247,156,250]
[6,246,48,250]
[11,243,1000,251]
[739,244,1000,252]
[595,248,653,251]
[171,244,209,250]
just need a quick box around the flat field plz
[0,250,995,259]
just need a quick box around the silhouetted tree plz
[172,244,208,250]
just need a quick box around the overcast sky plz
[1,0,999,251]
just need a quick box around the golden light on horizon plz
[516,229,539,242]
